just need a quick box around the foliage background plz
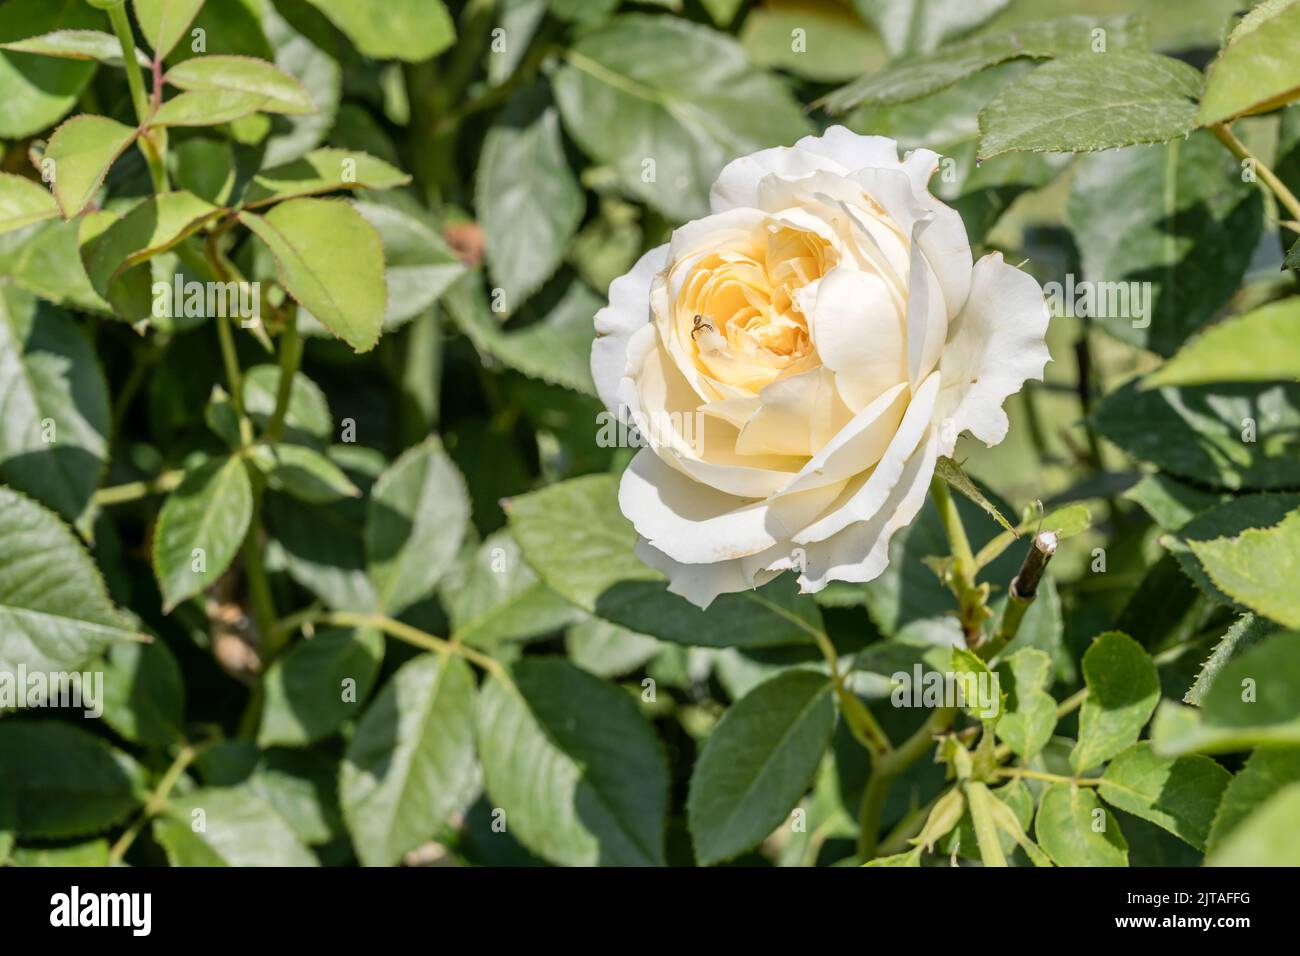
[0,0,1298,867]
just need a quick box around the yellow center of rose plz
[676,225,836,393]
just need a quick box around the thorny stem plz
[930,477,988,646]
[1212,123,1300,226]
[265,309,302,444]
[994,767,1102,786]
[857,706,956,860]
[980,530,1059,661]
[107,2,167,192]
[316,611,508,680]
[107,742,198,865]
[811,629,891,756]
[878,691,1090,859]
[95,468,185,505]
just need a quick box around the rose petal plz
[620,448,844,565]
[934,252,1051,454]
[809,267,907,411]
[794,370,940,543]
[796,428,939,591]
[592,244,668,415]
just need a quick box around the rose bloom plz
[592,127,1050,608]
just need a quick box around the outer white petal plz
[634,540,784,609]
[796,428,939,592]
[793,127,918,187]
[934,252,1051,455]
[709,144,847,213]
[620,449,843,566]
[592,245,668,415]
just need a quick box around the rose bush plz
[0,0,1298,873]
[596,127,1050,606]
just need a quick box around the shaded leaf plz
[340,652,477,866]
[1071,631,1159,772]
[688,670,835,865]
[477,658,669,866]
[1098,742,1230,850]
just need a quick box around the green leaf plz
[0,0,100,139]
[259,627,383,747]
[265,494,377,612]
[1093,381,1300,488]
[552,14,812,220]
[995,648,1057,761]
[0,721,143,839]
[0,173,59,236]
[1287,237,1300,271]
[1170,494,1300,605]
[820,14,1149,113]
[151,88,272,127]
[688,671,835,865]
[741,0,886,82]
[44,114,139,218]
[1152,632,1300,755]
[978,53,1202,158]
[477,84,584,311]
[366,437,470,616]
[132,0,204,60]
[243,364,332,446]
[1123,472,1225,532]
[353,201,462,329]
[1036,783,1128,866]
[935,456,1013,532]
[1206,745,1300,854]
[164,54,315,114]
[242,147,408,208]
[240,198,386,352]
[9,839,108,867]
[444,272,599,395]
[155,785,319,866]
[1071,631,1159,773]
[505,472,661,611]
[260,1,340,165]
[1206,781,1300,866]
[1188,508,1300,629]
[0,486,136,674]
[0,28,151,66]
[303,0,454,62]
[566,617,661,678]
[1185,614,1278,706]
[340,652,477,866]
[1067,131,1263,356]
[1097,743,1230,850]
[506,472,824,648]
[1147,299,1300,388]
[79,191,220,319]
[250,442,360,503]
[437,530,582,649]
[853,0,1009,58]
[1198,0,1300,124]
[0,285,109,522]
[0,218,106,312]
[101,638,186,749]
[152,455,253,612]
[477,658,669,866]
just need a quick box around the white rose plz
[591,127,1050,609]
